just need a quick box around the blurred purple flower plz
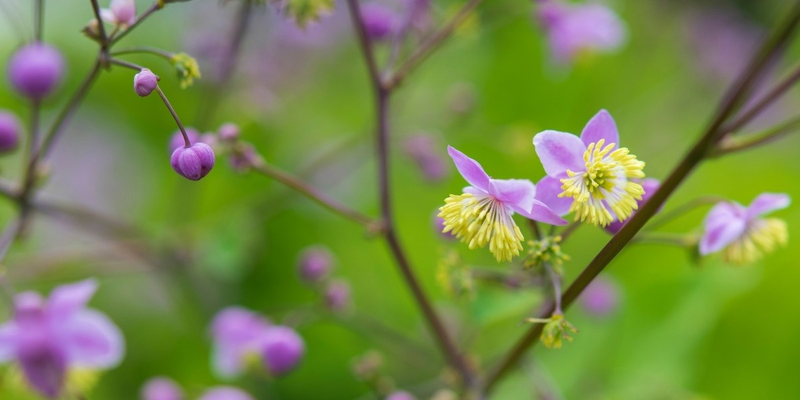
[169,128,201,153]
[171,143,216,181]
[141,376,184,400]
[604,178,660,234]
[218,123,240,142]
[261,326,305,376]
[100,0,136,27]
[404,135,449,182]
[580,276,619,316]
[297,245,334,284]
[324,279,351,312]
[210,307,272,378]
[0,109,21,153]
[386,391,417,400]
[0,279,124,398]
[198,387,254,400]
[700,193,790,265]
[7,43,65,99]
[536,0,627,65]
[361,3,402,40]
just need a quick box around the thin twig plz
[109,57,144,71]
[89,0,109,45]
[111,46,174,59]
[719,64,800,136]
[713,114,800,156]
[109,1,162,45]
[34,0,43,41]
[644,195,726,231]
[155,85,190,146]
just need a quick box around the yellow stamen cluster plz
[524,235,570,271]
[527,313,578,349]
[559,139,645,227]
[170,52,202,89]
[439,193,524,262]
[723,218,788,265]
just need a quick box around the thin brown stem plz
[713,114,800,156]
[109,1,162,45]
[155,85,190,146]
[109,57,144,71]
[34,0,43,41]
[89,0,108,44]
[720,64,800,136]
[645,195,726,231]
[345,0,383,88]
[111,46,174,59]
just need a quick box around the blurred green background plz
[1,0,799,398]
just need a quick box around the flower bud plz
[218,123,240,142]
[580,277,620,317]
[168,128,200,153]
[141,377,184,400]
[8,43,65,100]
[386,391,417,400]
[324,280,351,312]
[261,326,305,376]
[133,68,158,97]
[361,3,400,40]
[198,387,253,400]
[109,0,136,26]
[297,246,334,284]
[170,143,215,181]
[0,110,21,154]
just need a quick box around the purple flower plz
[171,143,215,181]
[536,0,626,65]
[198,387,254,400]
[134,68,158,97]
[439,146,566,262]
[324,279,351,312]
[0,280,124,398]
[700,193,790,265]
[297,246,334,284]
[533,110,646,227]
[361,3,402,40]
[218,123,240,142]
[100,0,136,27]
[0,109,21,153]
[141,376,184,400]
[579,276,619,317]
[168,128,201,153]
[7,43,65,99]
[261,326,305,376]
[210,307,272,378]
[604,178,660,234]
[386,391,417,400]
[404,135,449,182]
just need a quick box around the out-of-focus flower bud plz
[0,110,21,154]
[386,391,417,400]
[218,123,240,142]
[141,377,184,400]
[351,350,383,381]
[171,143,215,181]
[228,142,262,173]
[168,128,200,152]
[198,387,254,400]
[261,326,305,376]
[361,3,401,40]
[580,277,620,317]
[134,68,158,97]
[8,43,65,100]
[403,135,448,182]
[82,19,103,41]
[100,0,137,27]
[324,279,351,312]
[448,83,477,115]
[429,389,457,400]
[297,246,334,284]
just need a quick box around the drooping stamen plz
[439,193,524,262]
[723,218,788,265]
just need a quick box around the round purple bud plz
[141,377,184,400]
[134,68,158,97]
[170,143,215,181]
[297,246,334,284]
[218,123,240,142]
[360,3,400,40]
[580,277,620,317]
[0,110,21,154]
[386,391,417,400]
[168,128,201,153]
[324,280,351,313]
[8,43,65,99]
[261,326,305,376]
[198,387,254,400]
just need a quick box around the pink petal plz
[746,193,790,219]
[198,387,254,400]
[487,179,536,212]
[62,310,124,368]
[212,343,245,378]
[447,146,490,191]
[700,203,747,254]
[48,279,97,320]
[534,176,573,216]
[580,110,619,149]
[513,199,568,226]
[532,130,586,177]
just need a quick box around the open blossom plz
[0,280,124,398]
[533,110,646,227]
[700,193,790,265]
[439,146,566,262]
[100,0,136,27]
[536,0,626,64]
[210,307,272,378]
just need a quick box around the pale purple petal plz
[700,203,747,254]
[16,331,66,399]
[212,343,243,378]
[99,8,116,24]
[534,176,572,216]
[61,309,124,368]
[0,323,17,363]
[141,376,184,400]
[746,193,790,219]
[447,146,490,191]
[532,130,586,177]
[580,109,619,149]
[198,387,254,400]
[487,179,536,212]
[386,391,417,400]
[47,279,97,320]
[513,199,568,226]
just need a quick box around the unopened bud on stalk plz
[7,43,65,100]
[168,128,200,152]
[261,326,305,376]
[0,110,21,154]
[133,69,158,97]
[324,280,351,313]
[297,246,334,284]
[218,123,240,142]
[170,143,215,181]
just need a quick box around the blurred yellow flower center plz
[439,193,524,262]
[724,218,788,265]
[559,139,645,227]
